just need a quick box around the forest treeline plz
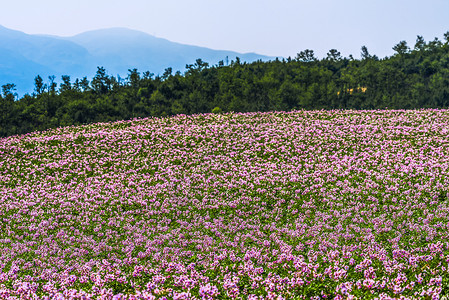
[1,33,449,137]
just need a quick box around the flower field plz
[1,109,449,299]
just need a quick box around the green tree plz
[48,76,57,94]
[60,75,72,93]
[34,75,46,95]
[127,68,140,88]
[296,50,317,62]
[393,41,410,55]
[327,49,342,61]
[0,84,16,136]
[162,67,172,80]
[414,36,426,51]
[91,67,111,94]
[2,83,16,100]
[361,46,371,60]
[79,77,90,92]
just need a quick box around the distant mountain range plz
[0,25,276,95]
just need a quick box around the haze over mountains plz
[0,25,275,95]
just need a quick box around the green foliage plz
[212,106,222,114]
[2,32,449,137]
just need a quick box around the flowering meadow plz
[1,110,449,299]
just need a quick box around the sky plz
[1,0,449,59]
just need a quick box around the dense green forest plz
[1,33,449,137]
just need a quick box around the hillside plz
[1,31,449,138]
[1,110,449,298]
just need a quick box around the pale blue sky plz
[1,0,449,58]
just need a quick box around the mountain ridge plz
[0,25,276,95]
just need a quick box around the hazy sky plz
[1,0,449,58]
